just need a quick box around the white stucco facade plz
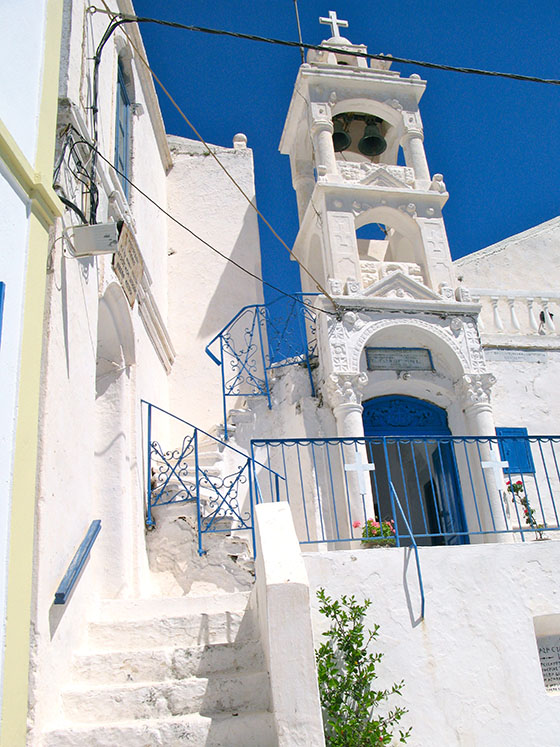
[13,4,560,746]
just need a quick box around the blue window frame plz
[496,427,535,474]
[0,282,5,349]
[115,60,131,199]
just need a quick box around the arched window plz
[114,59,131,199]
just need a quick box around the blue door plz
[362,395,468,545]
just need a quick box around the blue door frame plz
[363,395,469,545]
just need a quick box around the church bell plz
[358,118,387,156]
[332,117,351,152]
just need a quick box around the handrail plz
[204,293,321,366]
[54,520,101,605]
[141,399,283,477]
[389,482,425,620]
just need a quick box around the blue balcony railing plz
[205,295,318,439]
[250,435,560,548]
[142,401,282,556]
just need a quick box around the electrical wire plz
[66,128,335,318]
[92,2,338,308]
[89,8,560,87]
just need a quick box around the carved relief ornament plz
[324,372,369,410]
[454,373,497,407]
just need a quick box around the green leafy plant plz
[315,588,410,746]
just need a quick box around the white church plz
[2,1,560,744]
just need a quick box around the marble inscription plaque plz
[366,347,433,372]
[537,634,560,693]
[484,349,548,364]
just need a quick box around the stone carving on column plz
[323,372,368,410]
[454,373,497,408]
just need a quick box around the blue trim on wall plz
[496,427,536,474]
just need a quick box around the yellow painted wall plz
[0,1,63,744]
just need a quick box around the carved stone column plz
[455,373,508,540]
[324,373,374,537]
[310,104,338,178]
[401,112,430,187]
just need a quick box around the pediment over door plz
[363,271,441,301]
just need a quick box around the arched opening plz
[355,207,426,288]
[362,395,468,546]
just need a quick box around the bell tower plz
[279,11,496,468]
[279,10,455,299]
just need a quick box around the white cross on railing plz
[481,447,509,490]
[345,449,375,496]
[319,10,349,38]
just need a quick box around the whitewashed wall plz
[166,136,264,431]
[455,218,560,434]
[305,541,560,746]
[29,0,174,734]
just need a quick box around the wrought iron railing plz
[251,435,560,548]
[205,294,318,439]
[142,401,282,556]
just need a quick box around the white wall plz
[29,0,174,733]
[305,541,560,746]
[166,136,264,431]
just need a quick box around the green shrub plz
[315,588,410,746]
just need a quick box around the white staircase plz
[42,592,275,746]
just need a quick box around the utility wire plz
[92,2,338,308]
[89,8,560,87]
[66,129,335,318]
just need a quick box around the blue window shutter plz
[115,61,131,199]
[496,427,535,474]
[0,282,5,349]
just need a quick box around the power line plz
[65,130,335,318]
[92,2,338,308]
[90,8,560,87]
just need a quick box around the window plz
[115,59,131,199]
[496,427,535,474]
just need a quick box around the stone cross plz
[345,448,375,496]
[319,10,349,38]
[481,447,509,490]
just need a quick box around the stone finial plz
[232,133,247,150]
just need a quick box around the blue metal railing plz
[54,520,101,604]
[251,435,560,548]
[143,401,283,556]
[205,295,318,439]
[390,482,425,619]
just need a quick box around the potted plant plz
[354,518,397,547]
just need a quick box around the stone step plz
[62,670,271,723]
[87,594,257,651]
[42,710,276,747]
[73,638,264,685]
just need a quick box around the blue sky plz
[132,1,559,299]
